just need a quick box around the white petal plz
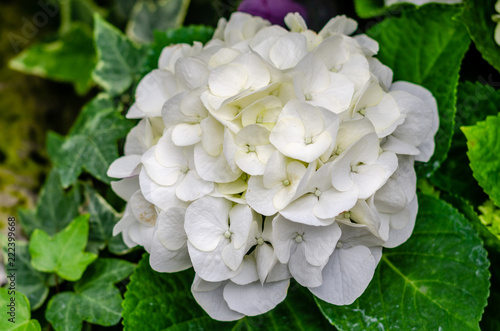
[139,169,187,211]
[184,196,231,251]
[176,171,214,202]
[108,155,142,179]
[191,276,244,321]
[309,245,377,305]
[246,175,280,216]
[172,124,202,146]
[269,33,308,69]
[156,208,187,251]
[129,191,157,227]
[150,237,191,272]
[223,279,289,316]
[111,177,139,202]
[194,143,242,183]
[188,241,240,282]
[289,244,324,287]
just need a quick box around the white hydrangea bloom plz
[109,11,439,320]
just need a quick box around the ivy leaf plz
[431,81,499,205]
[367,4,471,177]
[122,254,332,330]
[0,288,41,331]
[18,171,80,237]
[46,258,135,331]
[29,214,98,281]
[1,241,51,310]
[126,0,191,43]
[8,23,96,95]
[93,14,146,96]
[141,24,214,76]
[463,112,500,208]
[47,94,133,188]
[316,194,490,330]
[458,0,500,73]
[84,185,129,255]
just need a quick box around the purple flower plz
[237,0,308,26]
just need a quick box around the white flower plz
[109,11,439,321]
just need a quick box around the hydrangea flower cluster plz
[108,12,438,320]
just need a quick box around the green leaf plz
[458,0,500,73]
[316,194,490,330]
[93,14,146,96]
[18,171,80,237]
[462,112,500,208]
[84,185,130,254]
[8,24,96,95]
[123,254,332,330]
[126,0,191,43]
[0,288,41,331]
[29,214,98,281]
[353,0,417,18]
[47,94,134,188]
[431,81,500,205]
[141,24,214,76]
[46,258,135,331]
[367,4,471,177]
[1,241,50,310]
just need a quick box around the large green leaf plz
[1,241,51,310]
[47,94,133,188]
[462,112,500,208]
[367,4,470,177]
[122,254,332,330]
[18,171,80,237]
[0,288,41,331]
[45,258,135,331]
[8,24,96,95]
[431,81,499,205]
[126,0,191,43]
[84,185,129,254]
[458,0,500,73]
[29,214,98,281]
[93,15,146,96]
[316,194,490,330]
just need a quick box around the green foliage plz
[122,254,332,330]
[29,214,98,281]
[458,0,500,73]
[18,171,80,237]
[316,194,490,330]
[46,258,135,331]
[93,14,147,96]
[431,81,499,206]
[479,200,500,240]
[353,0,416,18]
[0,288,41,331]
[84,185,129,254]
[126,0,191,43]
[8,24,96,95]
[367,4,470,177]
[462,112,500,208]
[2,241,51,310]
[47,94,133,188]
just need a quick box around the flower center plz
[247,145,256,152]
[336,241,343,248]
[358,108,366,116]
[314,189,322,197]
[305,137,312,144]
[224,230,232,239]
[305,93,313,101]
[283,179,290,186]
[180,165,189,174]
[257,237,264,245]
[256,114,263,123]
[351,162,363,173]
